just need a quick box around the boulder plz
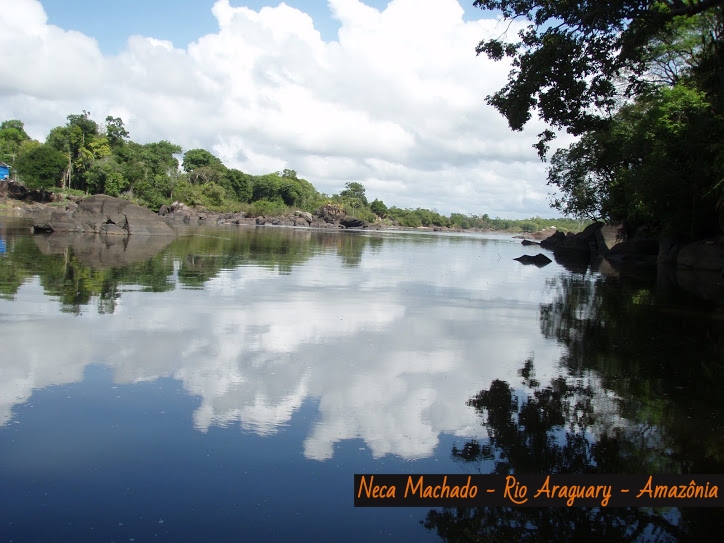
[521,239,540,246]
[556,222,604,254]
[540,230,566,250]
[677,238,724,271]
[595,223,626,256]
[316,202,346,223]
[33,194,174,236]
[514,253,552,267]
[294,210,313,223]
[606,239,659,266]
[340,216,367,228]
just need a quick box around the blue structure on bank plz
[0,161,10,180]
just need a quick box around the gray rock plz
[33,194,174,236]
[340,216,367,228]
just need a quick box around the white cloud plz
[0,0,563,218]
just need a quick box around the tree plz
[548,82,724,234]
[104,116,129,148]
[370,198,387,218]
[473,0,724,154]
[340,182,368,205]
[14,144,67,188]
[182,148,223,173]
[223,168,253,202]
[0,119,31,168]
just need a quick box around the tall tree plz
[104,116,130,148]
[474,0,724,154]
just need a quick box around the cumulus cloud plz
[0,0,564,217]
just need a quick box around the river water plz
[0,215,722,541]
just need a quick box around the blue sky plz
[43,0,492,53]
[1,1,560,218]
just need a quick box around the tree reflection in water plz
[424,271,724,542]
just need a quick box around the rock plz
[556,222,604,254]
[32,194,174,236]
[540,230,566,250]
[521,239,540,246]
[675,268,724,304]
[316,202,346,223]
[595,223,626,256]
[514,253,552,267]
[528,228,560,240]
[606,239,659,266]
[294,210,313,223]
[677,238,724,271]
[340,216,367,228]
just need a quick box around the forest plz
[0,113,581,232]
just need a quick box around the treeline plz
[0,113,581,232]
[0,112,324,216]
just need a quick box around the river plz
[0,215,722,541]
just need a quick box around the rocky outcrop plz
[539,230,566,250]
[514,253,552,267]
[340,216,367,229]
[33,194,174,236]
[160,201,255,226]
[316,202,346,223]
[0,180,56,203]
[521,239,540,246]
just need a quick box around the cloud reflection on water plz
[0,231,566,460]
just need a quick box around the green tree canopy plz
[340,182,368,205]
[104,116,130,148]
[182,148,224,173]
[14,143,67,189]
[474,0,724,153]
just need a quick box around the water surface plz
[1,216,722,541]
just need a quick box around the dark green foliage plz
[0,120,31,163]
[475,1,724,237]
[223,168,253,202]
[474,0,724,140]
[548,83,724,235]
[370,198,387,217]
[14,144,67,188]
[182,148,223,172]
[85,159,127,196]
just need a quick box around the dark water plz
[0,215,722,542]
